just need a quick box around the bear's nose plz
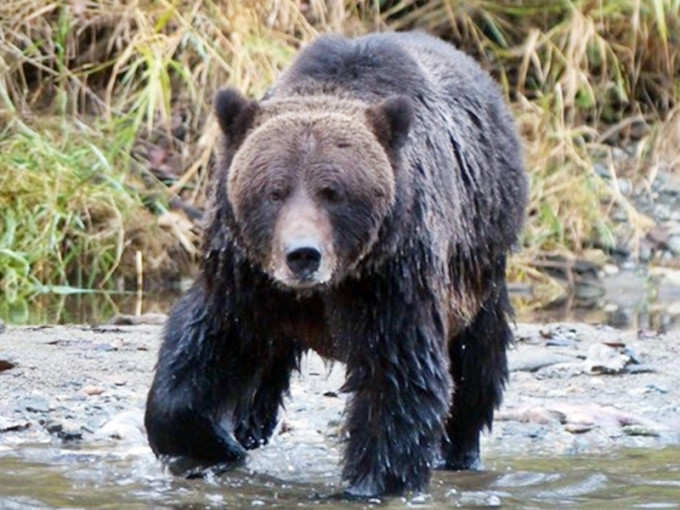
[285,243,322,278]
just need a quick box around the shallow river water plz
[1,443,678,509]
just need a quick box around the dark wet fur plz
[145,32,528,496]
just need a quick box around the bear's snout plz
[285,240,322,278]
[270,197,336,288]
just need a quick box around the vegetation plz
[1,0,679,307]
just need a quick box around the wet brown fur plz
[146,31,528,496]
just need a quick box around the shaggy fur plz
[145,31,528,496]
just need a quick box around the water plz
[0,290,181,326]
[2,272,679,331]
[1,271,678,508]
[0,444,678,509]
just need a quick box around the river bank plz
[0,321,678,462]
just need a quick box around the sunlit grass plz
[0,115,144,299]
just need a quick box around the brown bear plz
[145,31,528,496]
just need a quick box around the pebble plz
[667,234,680,256]
[622,425,660,437]
[603,303,619,313]
[0,358,16,372]
[536,362,585,379]
[584,343,632,374]
[612,207,628,222]
[457,492,502,507]
[611,147,628,160]
[95,410,145,442]
[602,263,620,276]
[18,396,51,414]
[593,162,609,178]
[46,420,83,441]
[638,243,652,262]
[509,352,578,373]
[0,416,30,433]
[574,281,605,300]
[82,386,105,396]
[654,204,671,221]
[616,178,633,196]
[565,422,595,434]
[668,301,680,316]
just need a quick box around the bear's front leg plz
[145,283,297,476]
[336,280,452,496]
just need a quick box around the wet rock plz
[496,407,565,425]
[574,280,605,302]
[602,263,619,276]
[654,204,672,221]
[509,351,579,373]
[0,358,16,372]
[0,416,30,433]
[565,422,595,434]
[84,415,108,433]
[545,336,578,348]
[94,343,118,352]
[616,179,633,195]
[81,386,105,396]
[95,410,145,443]
[46,420,83,441]
[612,207,628,223]
[0,319,5,334]
[108,313,167,326]
[594,162,609,178]
[535,362,585,379]
[538,325,580,342]
[554,402,662,431]
[18,396,51,414]
[622,425,660,437]
[638,242,653,262]
[625,364,656,374]
[456,492,502,507]
[584,343,633,374]
[524,424,549,439]
[668,234,680,256]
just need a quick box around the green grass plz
[0,115,144,299]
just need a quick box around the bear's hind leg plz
[441,282,513,470]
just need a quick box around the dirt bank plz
[0,321,678,461]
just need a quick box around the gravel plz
[0,322,678,461]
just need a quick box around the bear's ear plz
[214,87,259,144]
[366,95,413,150]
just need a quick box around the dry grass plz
[1,0,679,304]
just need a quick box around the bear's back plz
[272,32,527,267]
[274,32,499,106]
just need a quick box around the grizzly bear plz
[145,31,528,496]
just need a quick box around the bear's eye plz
[318,185,344,204]
[268,187,289,202]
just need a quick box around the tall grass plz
[0,115,139,298]
[1,0,679,302]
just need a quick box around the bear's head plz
[214,88,412,290]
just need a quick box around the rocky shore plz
[0,321,678,465]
